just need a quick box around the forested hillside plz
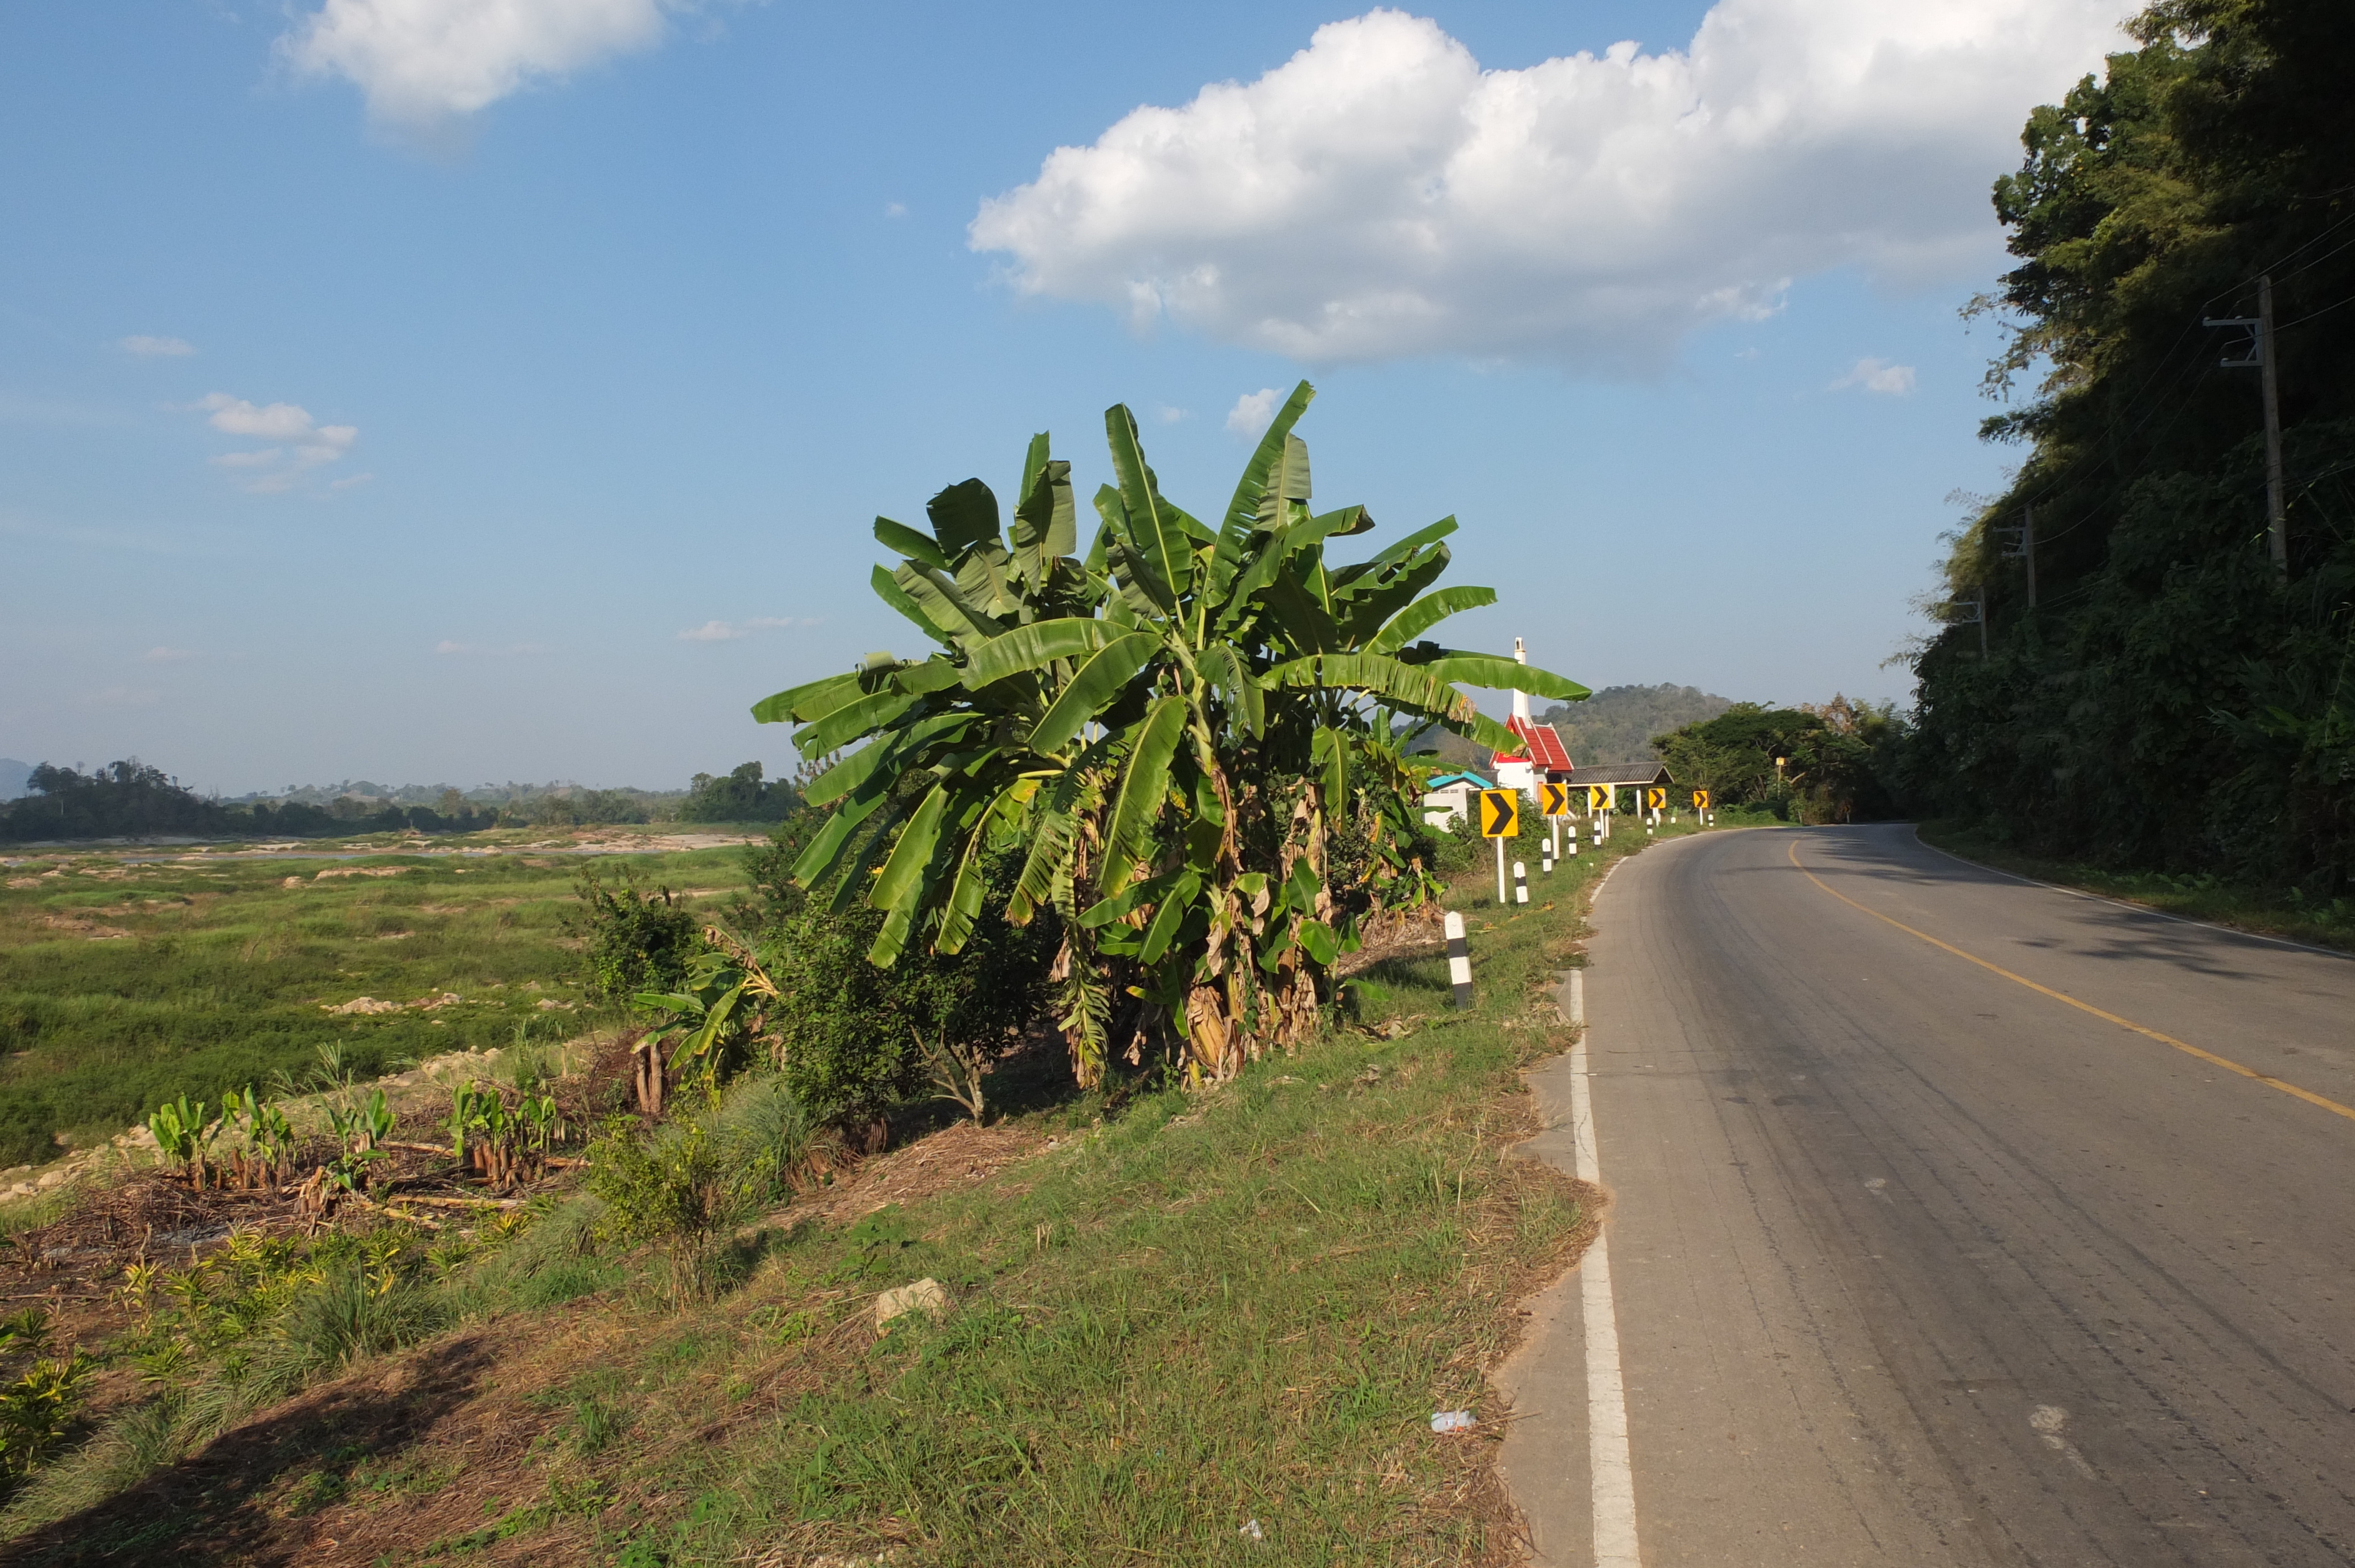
[1910,0,2353,892]
[1538,683,1734,764]
[1425,683,1734,769]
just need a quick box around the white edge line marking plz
[1568,968,1641,1565]
[1909,826,2355,963]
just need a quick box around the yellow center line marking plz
[1789,839,2355,1127]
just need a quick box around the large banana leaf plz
[1029,632,1157,753]
[927,479,1001,557]
[893,562,1004,647]
[1221,383,1316,533]
[801,713,975,806]
[1099,694,1186,895]
[964,617,1125,689]
[874,516,951,572]
[1253,434,1314,529]
[869,564,955,646]
[1104,407,1193,598]
[1366,586,1496,654]
[751,668,864,726]
[1417,653,1591,702]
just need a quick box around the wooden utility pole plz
[2022,502,2037,608]
[2205,278,2288,580]
[2259,275,2287,577]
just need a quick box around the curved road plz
[1502,824,2355,1567]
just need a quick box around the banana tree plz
[755,381,1585,1084]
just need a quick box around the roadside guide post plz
[1540,782,1571,868]
[1478,788,1520,906]
[1514,860,1528,904]
[1588,784,1609,849]
[1445,911,1473,1009]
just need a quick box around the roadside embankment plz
[0,812,1716,1565]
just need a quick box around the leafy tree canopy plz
[1913,0,2355,888]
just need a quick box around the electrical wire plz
[2273,290,2355,334]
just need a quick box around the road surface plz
[1501,823,2355,1566]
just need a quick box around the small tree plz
[572,866,701,1004]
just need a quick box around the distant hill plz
[0,759,30,800]
[1419,684,1737,771]
[1539,685,1736,765]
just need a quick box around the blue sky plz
[1,0,2132,795]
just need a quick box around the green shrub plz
[572,867,702,1004]
[1427,808,1480,875]
[764,845,1052,1121]
[587,1075,824,1304]
[589,1120,749,1305]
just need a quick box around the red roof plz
[1492,719,1573,773]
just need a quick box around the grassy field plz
[1915,819,2355,955]
[0,815,1704,1566]
[0,832,760,1166]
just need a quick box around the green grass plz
[0,843,755,1164]
[539,829,1696,1564]
[1916,819,2355,954]
[0,816,1724,1564]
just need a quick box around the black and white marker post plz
[1445,911,1473,1009]
[1541,842,1553,876]
[1514,860,1528,904]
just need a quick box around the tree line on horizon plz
[0,759,803,843]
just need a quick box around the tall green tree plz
[1913,0,2355,889]
[756,383,1586,1083]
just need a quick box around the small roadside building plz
[1570,759,1675,811]
[1419,769,1494,830]
[1491,715,1574,798]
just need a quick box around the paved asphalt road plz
[1501,823,2355,1567]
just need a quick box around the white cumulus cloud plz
[679,616,811,643]
[119,335,195,357]
[1225,388,1281,436]
[1834,357,1918,395]
[971,2,2133,368]
[188,393,359,492]
[281,0,672,134]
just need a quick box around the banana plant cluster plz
[757,381,1584,1084]
[447,1081,566,1189]
[218,1088,300,1191]
[323,1087,396,1193]
[633,925,782,1099]
[147,1095,221,1188]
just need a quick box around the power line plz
[2273,290,2355,334]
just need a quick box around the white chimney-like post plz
[1511,636,1531,723]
